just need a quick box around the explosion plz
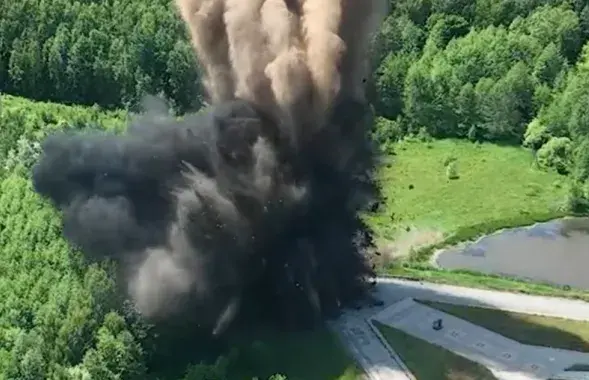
[32,0,388,334]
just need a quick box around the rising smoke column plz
[32,0,388,334]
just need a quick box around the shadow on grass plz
[146,320,361,380]
[227,328,362,380]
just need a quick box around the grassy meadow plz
[365,138,589,299]
[368,138,567,244]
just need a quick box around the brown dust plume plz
[175,0,387,132]
[32,0,388,335]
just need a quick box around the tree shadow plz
[146,316,360,380]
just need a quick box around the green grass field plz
[151,326,363,380]
[387,265,589,302]
[374,321,497,380]
[230,328,363,380]
[367,139,567,244]
[366,138,585,298]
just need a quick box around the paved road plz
[331,278,589,380]
[374,278,589,320]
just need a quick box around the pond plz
[434,217,589,290]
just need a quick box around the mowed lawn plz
[374,321,497,380]
[368,139,567,239]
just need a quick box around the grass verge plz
[374,321,497,380]
[406,210,569,263]
[421,301,589,353]
[383,265,589,302]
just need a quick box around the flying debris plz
[32,0,388,334]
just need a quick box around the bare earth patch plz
[378,227,444,261]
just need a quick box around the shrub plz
[572,138,589,182]
[523,119,550,150]
[181,358,229,380]
[442,155,457,167]
[3,136,41,174]
[566,181,589,213]
[446,161,459,179]
[536,136,572,174]
[416,126,433,142]
[373,117,403,144]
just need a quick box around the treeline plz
[0,0,202,112]
[0,95,149,378]
[370,0,589,208]
[372,0,589,141]
[0,94,289,379]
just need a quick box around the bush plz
[416,126,433,142]
[571,138,589,182]
[446,161,459,179]
[373,117,404,144]
[523,119,551,150]
[181,358,230,380]
[3,136,41,174]
[442,155,457,167]
[536,136,573,174]
[566,181,589,213]
[373,117,403,154]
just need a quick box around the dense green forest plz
[0,0,202,112]
[371,0,589,209]
[2,0,589,379]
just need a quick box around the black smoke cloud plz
[32,0,388,334]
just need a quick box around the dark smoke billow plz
[32,0,388,334]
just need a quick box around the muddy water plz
[435,217,589,290]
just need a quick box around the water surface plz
[435,217,589,290]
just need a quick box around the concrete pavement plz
[373,278,589,321]
[330,315,413,380]
[331,278,589,380]
[372,298,589,380]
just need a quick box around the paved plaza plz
[330,278,589,380]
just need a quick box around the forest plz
[1,0,589,379]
